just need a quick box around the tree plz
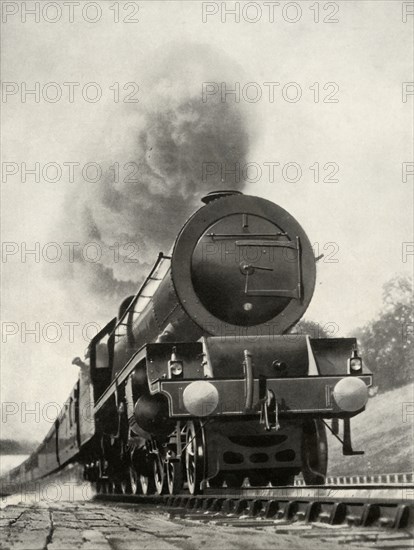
[355,275,413,392]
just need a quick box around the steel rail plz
[94,485,414,531]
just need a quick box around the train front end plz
[87,190,371,494]
[135,191,372,490]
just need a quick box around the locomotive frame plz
[2,191,372,496]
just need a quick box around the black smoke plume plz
[58,44,252,310]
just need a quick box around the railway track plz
[2,470,413,549]
[91,483,414,549]
[95,484,414,547]
[93,482,414,547]
[95,486,414,527]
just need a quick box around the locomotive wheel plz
[112,481,119,494]
[153,454,167,495]
[167,460,184,495]
[121,474,133,494]
[301,419,328,485]
[102,481,111,494]
[185,421,205,495]
[121,480,132,494]
[128,466,140,494]
[111,481,123,494]
[140,473,156,495]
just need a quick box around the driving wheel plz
[166,460,184,495]
[153,453,167,495]
[185,421,205,495]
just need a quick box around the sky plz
[1,0,413,442]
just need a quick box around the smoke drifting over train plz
[58,45,251,304]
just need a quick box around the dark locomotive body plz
[3,191,372,494]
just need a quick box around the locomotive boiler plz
[2,191,372,496]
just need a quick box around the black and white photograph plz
[1,1,413,549]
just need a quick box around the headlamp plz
[170,362,183,376]
[348,349,362,375]
[168,346,183,378]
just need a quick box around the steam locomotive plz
[3,191,372,495]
